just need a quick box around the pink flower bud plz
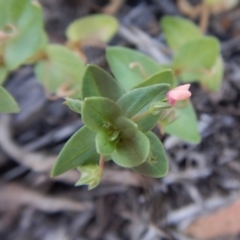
[167,84,191,106]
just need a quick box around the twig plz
[0,182,93,212]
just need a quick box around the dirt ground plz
[1,0,240,239]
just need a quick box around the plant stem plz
[200,3,210,33]
[157,122,165,135]
[99,155,105,171]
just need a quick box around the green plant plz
[51,64,178,189]
[0,0,118,113]
[0,0,225,189]
[160,16,223,92]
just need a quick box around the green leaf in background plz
[200,57,224,92]
[0,66,8,84]
[134,69,176,89]
[34,44,85,98]
[133,131,168,177]
[117,84,170,132]
[172,37,220,82]
[160,16,202,51]
[66,14,118,44]
[51,126,99,177]
[76,164,103,190]
[162,101,201,144]
[25,32,49,64]
[63,98,82,114]
[96,130,116,155]
[111,131,150,168]
[0,86,19,113]
[106,47,160,91]
[82,64,124,101]
[82,97,122,132]
[204,0,239,11]
[0,0,46,70]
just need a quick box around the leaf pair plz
[160,16,223,92]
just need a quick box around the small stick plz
[99,155,105,171]
[200,4,210,33]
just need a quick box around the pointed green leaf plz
[64,97,82,114]
[200,57,224,92]
[111,131,150,168]
[0,0,46,70]
[82,64,124,101]
[0,86,19,113]
[34,44,85,98]
[173,37,220,82]
[96,130,116,155]
[162,101,201,144]
[51,126,99,176]
[76,164,103,190]
[66,14,118,43]
[133,131,168,177]
[117,84,170,132]
[134,69,176,89]
[161,16,202,51]
[82,97,122,132]
[106,47,160,91]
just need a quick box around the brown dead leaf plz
[185,197,240,239]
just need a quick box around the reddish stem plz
[99,155,105,171]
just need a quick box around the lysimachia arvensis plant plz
[0,0,224,189]
[51,63,193,190]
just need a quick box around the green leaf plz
[25,31,49,64]
[96,130,117,155]
[34,44,85,98]
[200,57,224,92]
[162,101,201,144]
[134,69,176,89]
[82,97,122,132]
[76,164,103,190]
[111,131,150,168]
[51,126,99,176]
[0,0,46,70]
[106,47,160,91]
[82,64,124,101]
[63,97,82,114]
[160,16,202,51]
[172,37,220,82]
[0,66,8,84]
[66,14,118,43]
[117,84,170,132]
[0,86,19,113]
[133,131,168,178]
[204,0,238,10]
[115,116,138,139]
